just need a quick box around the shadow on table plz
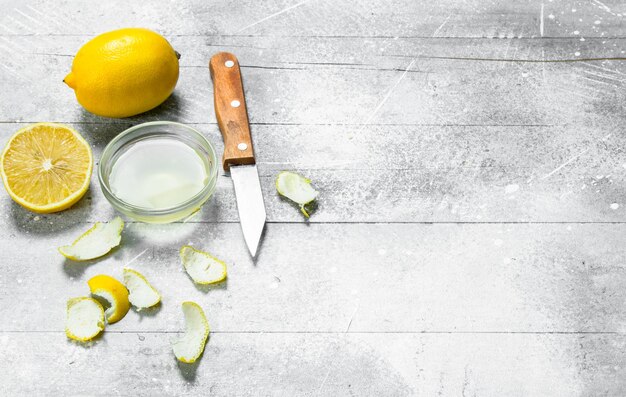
[76,92,187,149]
[277,195,318,224]
[176,355,202,382]
[67,329,107,349]
[62,244,122,277]
[193,278,228,294]
[134,302,162,320]
[6,191,94,235]
[127,92,186,122]
[120,221,203,249]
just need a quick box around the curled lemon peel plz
[172,301,210,363]
[65,297,105,342]
[88,274,130,324]
[59,217,124,261]
[123,267,161,310]
[179,246,227,285]
[275,171,319,218]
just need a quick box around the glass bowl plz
[98,121,218,223]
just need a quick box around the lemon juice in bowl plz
[99,122,218,223]
[109,138,208,208]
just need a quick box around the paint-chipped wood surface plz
[1,0,625,395]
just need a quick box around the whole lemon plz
[64,28,180,118]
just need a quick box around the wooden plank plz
[0,0,624,38]
[1,332,624,396]
[0,36,625,126]
[4,33,625,67]
[1,121,624,223]
[2,223,626,332]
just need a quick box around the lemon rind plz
[88,274,130,324]
[179,246,227,285]
[58,217,124,261]
[122,267,161,309]
[172,301,210,363]
[65,297,105,342]
[275,171,319,218]
[0,122,93,213]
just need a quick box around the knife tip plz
[247,240,259,258]
[244,221,264,258]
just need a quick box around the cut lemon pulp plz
[0,123,93,213]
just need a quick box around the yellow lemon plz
[64,28,180,118]
[0,123,92,213]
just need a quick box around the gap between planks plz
[0,122,556,127]
[1,330,625,335]
[26,221,626,225]
[1,33,626,39]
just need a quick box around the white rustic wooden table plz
[1,0,625,395]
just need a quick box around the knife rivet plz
[237,143,248,151]
[225,60,235,68]
[231,100,241,108]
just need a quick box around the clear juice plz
[109,137,209,209]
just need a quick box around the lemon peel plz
[59,217,124,261]
[65,297,105,341]
[275,171,319,217]
[179,246,227,285]
[123,268,161,310]
[87,274,130,324]
[172,301,210,363]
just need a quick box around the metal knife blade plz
[230,164,266,257]
[210,52,266,256]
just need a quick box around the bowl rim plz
[98,121,218,219]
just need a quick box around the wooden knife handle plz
[209,52,255,171]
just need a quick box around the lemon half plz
[0,123,92,213]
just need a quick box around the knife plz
[209,52,266,256]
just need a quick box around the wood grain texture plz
[1,332,625,396]
[2,222,626,334]
[1,0,626,395]
[0,0,624,37]
[1,122,625,223]
[1,36,626,126]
